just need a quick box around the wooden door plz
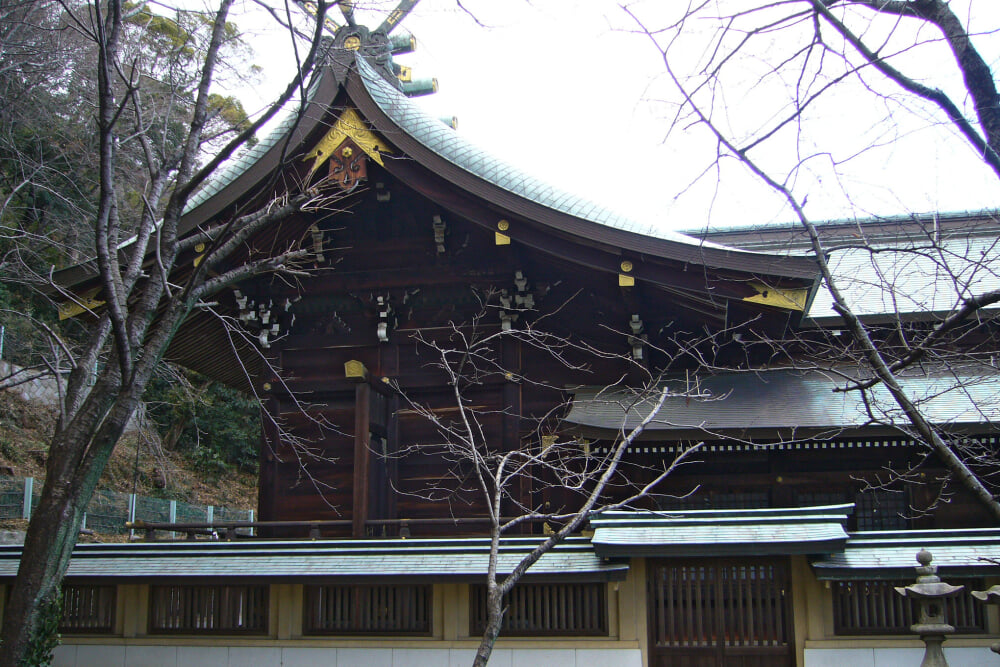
[648,558,794,667]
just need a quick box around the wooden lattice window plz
[149,584,268,634]
[854,490,909,531]
[303,584,431,635]
[658,490,770,511]
[470,582,608,637]
[833,579,986,635]
[60,584,116,634]
[797,491,848,508]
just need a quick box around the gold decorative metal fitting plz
[344,359,368,380]
[497,220,510,231]
[344,35,361,50]
[341,146,353,158]
[620,260,633,273]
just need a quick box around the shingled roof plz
[565,366,1000,438]
[0,536,626,583]
[689,211,1000,324]
[811,528,1000,580]
[590,505,851,557]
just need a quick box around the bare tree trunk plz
[0,391,134,663]
[472,585,504,667]
[1,477,88,661]
[0,1,331,661]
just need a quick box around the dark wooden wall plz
[250,166,997,537]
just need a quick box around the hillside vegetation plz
[0,389,257,512]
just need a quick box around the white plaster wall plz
[805,647,996,667]
[51,645,643,667]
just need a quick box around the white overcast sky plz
[231,0,1000,232]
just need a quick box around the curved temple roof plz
[344,53,818,279]
[355,57,723,248]
[172,47,818,283]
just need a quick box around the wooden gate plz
[648,558,794,667]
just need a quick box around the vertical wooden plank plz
[751,564,762,646]
[340,586,348,632]
[678,566,687,646]
[662,566,671,647]
[687,566,697,647]
[696,565,705,646]
[729,564,740,647]
[756,564,766,645]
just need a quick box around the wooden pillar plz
[258,344,284,526]
[385,392,399,523]
[381,345,400,525]
[347,360,371,538]
[257,395,280,523]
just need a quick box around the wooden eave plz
[54,49,819,301]
[0,537,628,583]
[377,157,767,303]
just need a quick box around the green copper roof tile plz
[357,57,731,249]
[566,367,1000,435]
[183,76,326,215]
[0,536,626,582]
[811,528,1000,580]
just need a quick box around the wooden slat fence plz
[833,579,986,635]
[60,584,116,634]
[148,584,267,634]
[469,582,608,637]
[303,584,431,635]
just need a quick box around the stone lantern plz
[894,549,964,667]
[969,584,1000,656]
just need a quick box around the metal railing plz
[0,476,253,536]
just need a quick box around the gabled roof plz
[54,41,822,390]
[590,505,851,557]
[181,75,327,216]
[355,58,724,248]
[172,47,818,283]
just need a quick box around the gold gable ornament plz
[303,108,391,191]
[58,287,105,320]
[742,281,809,311]
[495,219,510,246]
